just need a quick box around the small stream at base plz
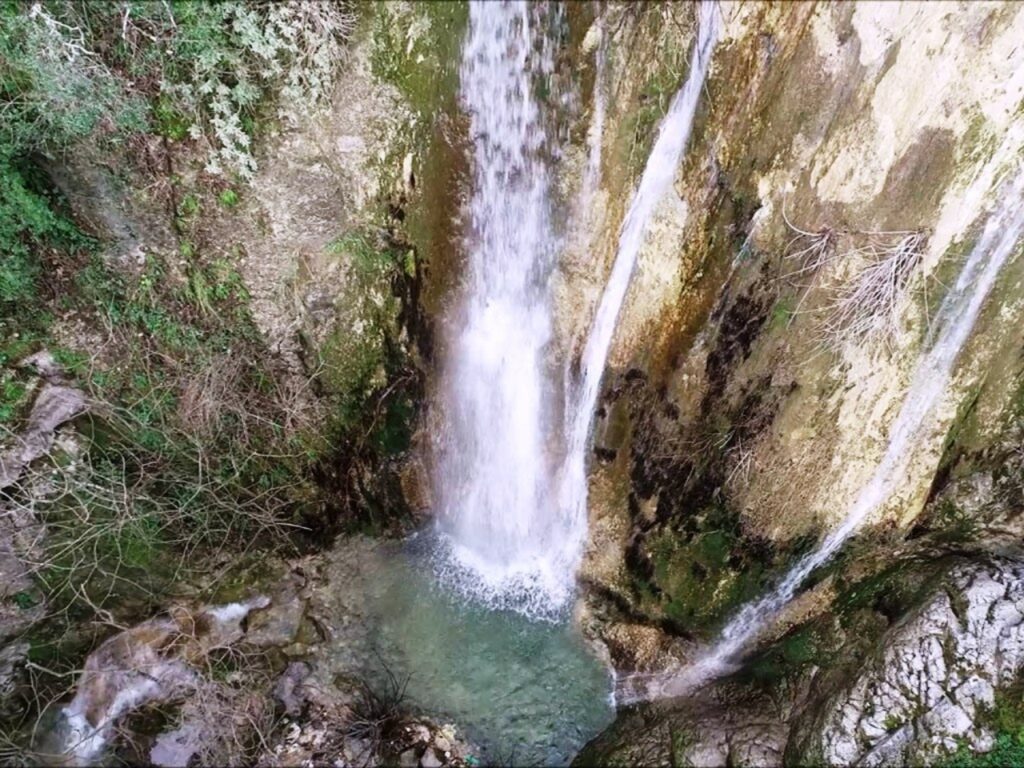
[323,535,614,766]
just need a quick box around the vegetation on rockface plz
[613,267,810,636]
[603,3,696,182]
[940,677,1024,767]
[0,1,442,755]
[365,0,469,321]
[629,505,773,635]
[305,220,427,534]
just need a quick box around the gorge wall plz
[561,2,1024,764]
[3,2,1024,765]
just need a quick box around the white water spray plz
[559,2,719,582]
[621,167,1024,703]
[434,1,568,615]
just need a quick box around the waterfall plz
[621,167,1024,703]
[434,1,567,615]
[559,1,719,587]
[435,1,717,618]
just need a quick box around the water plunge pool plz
[321,535,614,765]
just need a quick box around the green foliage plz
[939,681,1024,766]
[11,591,35,610]
[941,734,1024,768]
[0,371,27,423]
[0,154,88,307]
[153,95,191,141]
[0,4,148,152]
[218,188,239,208]
[0,0,353,196]
[639,516,767,633]
[178,193,201,219]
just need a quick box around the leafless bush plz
[781,199,839,281]
[726,439,757,486]
[153,644,279,768]
[0,400,307,617]
[818,229,928,349]
[0,728,31,767]
[781,201,928,350]
[345,664,411,759]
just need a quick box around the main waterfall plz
[436,1,718,617]
[434,1,566,615]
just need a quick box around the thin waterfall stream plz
[559,0,718,591]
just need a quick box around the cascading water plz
[436,0,718,617]
[559,1,719,585]
[434,1,568,614]
[620,165,1024,704]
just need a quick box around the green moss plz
[318,234,399,415]
[370,1,467,121]
[958,110,1000,168]
[640,519,767,633]
[769,294,796,330]
[834,559,943,628]
[930,498,981,543]
[741,625,823,686]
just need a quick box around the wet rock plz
[935,472,997,522]
[58,596,269,766]
[399,456,432,515]
[248,575,308,648]
[405,723,431,745]
[399,748,419,768]
[419,747,443,768]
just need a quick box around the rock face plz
[812,558,1024,766]
[0,380,86,491]
[579,557,1024,767]
[567,0,1024,646]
